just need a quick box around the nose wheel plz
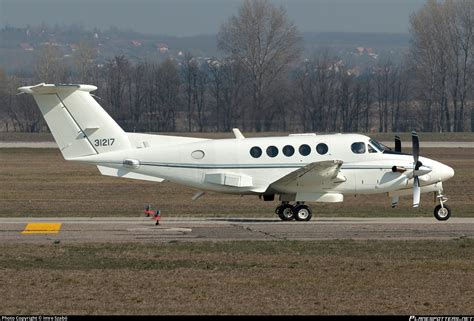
[276,202,313,221]
[434,192,451,221]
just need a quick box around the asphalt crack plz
[233,224,288,241]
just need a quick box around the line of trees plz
[0,0,473,133]
[410,0,474,132]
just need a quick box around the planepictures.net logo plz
[410,317,474,321]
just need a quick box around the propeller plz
[391,195,399,208]
[390,132,430,208]
[412,131,421,207]
[394,135,401,153]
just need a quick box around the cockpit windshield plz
[369,139,391,153]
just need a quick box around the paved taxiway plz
[0,217,472,243]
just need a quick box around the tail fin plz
[18,83,131,159]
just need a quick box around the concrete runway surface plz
[1,217,473,243]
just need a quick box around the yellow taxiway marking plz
[21,223,62,234]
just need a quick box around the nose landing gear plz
[434,192,451,221]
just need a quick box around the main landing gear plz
[275,202,313,221]
[434,192,451,221]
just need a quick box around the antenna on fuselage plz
[232,128,245,139]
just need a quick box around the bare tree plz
[220,59,247,131]
[181,53,199,131]
[34,44,67,83]
[4,75,43,132]
[0,67,10,131]
[410,0,474,132]
[208,59,224,131]
[361,70,373,132]
[104,55,131,127]
[410,0,442,131]
[155,59,180,131]
[447,0,474,131]
[194,65,208,132]
[294,52,334,132]
[374,58,392,132]
[73,41,96,84]
[217,0,302,131]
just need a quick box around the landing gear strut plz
[434,191,451,221]
[276,202,313,222]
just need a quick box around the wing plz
[270,160,345,189]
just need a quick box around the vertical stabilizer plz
[18,83,131,159]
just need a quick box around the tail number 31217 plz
[94,138,115,147]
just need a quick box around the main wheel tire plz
[278,204,295,221]
[275,205,282,215]
[434,204,451,221]
[294,205,312,221]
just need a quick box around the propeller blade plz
[394,135,401,153]
[413,177,421,207]
[391,195,399,208]
[412,131,419,168]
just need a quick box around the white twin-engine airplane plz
[19,83,455,221]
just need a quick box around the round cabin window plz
[299,144,311,156]
[316,143,328,155]
[266,146,279,157]
[283,145,295,157]
[250,146,262,158]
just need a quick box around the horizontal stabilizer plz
[18,83,97,95]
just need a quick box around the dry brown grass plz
[0,147,472,218]
[0,240,472,315]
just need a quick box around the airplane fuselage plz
[75,133,454,203]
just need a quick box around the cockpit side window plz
[368,144,377,153]
[351,142,366,154]
[369,139,389,152]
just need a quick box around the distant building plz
[131,40,142,47]
[368,53,379,59]
[157,43,169,53]
[70,44,79,52]
[19,43,33,51]
[347,66,361,77]
[40,42,59,47]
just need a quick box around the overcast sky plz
[1,0,426,36]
